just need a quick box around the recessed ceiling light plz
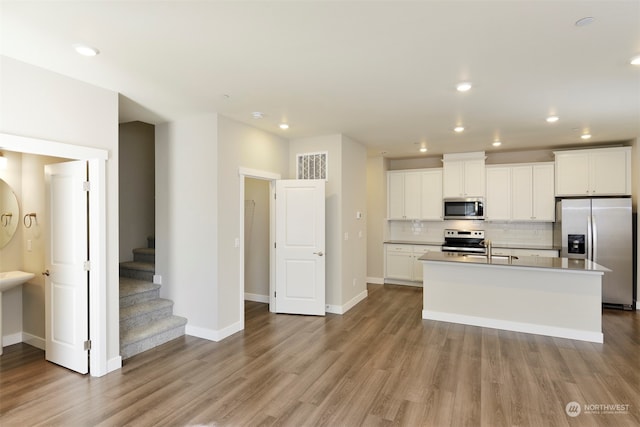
[575,16,595,27]
[456,82,472,92]
[581,134,592,140]
[454,126,465,133]
[279,123,289,130]
[251,112,264,119]
[630,55,640,65]
[546,116,559,123]
[73,43,99,57]
[419,147,428,153]
[492,141,502,147]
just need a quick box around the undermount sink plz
[0,271,35,292]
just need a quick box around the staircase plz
[119,238,187,359]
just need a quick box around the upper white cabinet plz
[485,167,511,221]
[419,169,443,220]
[554,147,631,196]
[485,163,555,222]
[442,152,486,198]
[387,169,443,220]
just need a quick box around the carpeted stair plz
[119,238,187,359]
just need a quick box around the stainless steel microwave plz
[443,197,484,220]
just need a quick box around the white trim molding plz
[22,332,45,350]
[422,310,604,343]
[325,290,368,315]
[186,321,243,342]
[366,276,384,285]
[244,293,269,303]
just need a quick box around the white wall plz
[217,116,289,330]
[119,121,155,261]
[156,114,289,338]
[155,114,219,332]
[340,135,367,305]
[366,156,388,283]
[244,178,270,298]
[0,56,120,363]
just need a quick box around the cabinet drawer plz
[511,249,558,257]
[385,244,413,254]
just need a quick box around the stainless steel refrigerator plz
[554,198,633,308]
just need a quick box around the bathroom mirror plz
[0,178,20,249]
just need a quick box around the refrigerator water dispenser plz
[568,234,585,254]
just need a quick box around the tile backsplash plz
[387,220,553,246]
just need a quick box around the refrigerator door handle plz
[592,214,597,263]
[587,214,593,260]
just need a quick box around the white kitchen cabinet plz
[419,169,443,220]
[485,167,511,221]
[385,244,413,280]
[443,158,486,198]
[387,169,443,220]
[387,171,421,219]
[486,163,554,222]
[555,147,631,196]
[385,244,441,283]
[511,163,555,221]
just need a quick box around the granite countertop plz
[418,251,610,273]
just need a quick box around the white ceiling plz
[1,1,639,158]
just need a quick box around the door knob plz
[42,270,50,276]
[313,251,324,257]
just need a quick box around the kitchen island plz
[419,252,610,343]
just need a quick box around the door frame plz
[238,167,281,322]
[0,133,109,376]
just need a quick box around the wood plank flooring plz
[1,283,639,426]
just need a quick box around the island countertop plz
[418,251,610,273]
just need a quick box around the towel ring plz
[23,213,37,228]
[1,213,12,227]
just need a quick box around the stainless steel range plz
[441,229,486,254]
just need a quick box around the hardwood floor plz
[1,283,639,426]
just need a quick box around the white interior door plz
[275,179,325,315]
[45,160,89,374]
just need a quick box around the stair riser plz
[121,326,185,359]
[120,306,174,330]
[119,268,154,282]
[133,253,155,264]
[120,289,160,308]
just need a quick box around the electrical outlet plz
[352,278,356,287]
[153,274,162,285]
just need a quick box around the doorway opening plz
[238,168,280,326]
[0,133,109,376]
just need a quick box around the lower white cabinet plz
[385,244,441,283]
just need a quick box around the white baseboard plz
[326,289,368,315]
[186,320,243,342]
[22,332,45,350]
[2,332,22,347]
[244,292,269,303]
[422,309,604,343]
[366,276,384,285]
[107,356,122,373]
